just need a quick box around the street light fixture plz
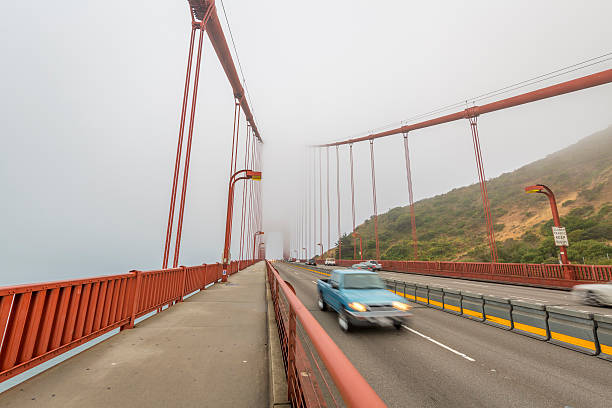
[525,184,571,270]
[222,169,262,282]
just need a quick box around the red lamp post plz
[525,184,572,278]
[222,169,262,282]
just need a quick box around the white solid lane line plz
[402,325,476,362]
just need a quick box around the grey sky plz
[1,1,611,284]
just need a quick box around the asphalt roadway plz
[275,262,612,408]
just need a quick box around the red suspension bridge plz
[1,1,612,407]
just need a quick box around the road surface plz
[275,262,612,408]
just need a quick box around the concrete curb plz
[265,278,291,408]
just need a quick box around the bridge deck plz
[0,262,268,408]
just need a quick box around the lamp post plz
[222,169,262,282]
[352,232,363,261]
[252,230,264,261]
[317,243,323,258]
[258,242,265,260]
[302,247,307,261]
[525,184,572,278]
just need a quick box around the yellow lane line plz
[600,344,612,355]
[429,299,443,308]
[463,308,483,319]
[550,331,596,351]
[416,296,428,303]
[513,322,547,337]
[287,264,331,277]
[485,314,511,327]
[444,304,461,312]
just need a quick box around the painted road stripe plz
[387,290,417,302]
[550,331,596,351]
[485,314,511,327]
[288,264,331,277]
[463,308,483,319]
[600,344,612,355]
[416,296,428,303]
[403,326,476,362]
[429,299,443,308]
[444,304,461,312]
[513,322,547,337]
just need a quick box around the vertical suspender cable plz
[402,133,418,260]
[336,146,341,260]
[238,125,252,265]
[349,144,356,260]
[468,115,498,263]
[319,147,323,256]
[163,25,196,269]
[369,140,380,260]
[313,148,317,257]
[326,146,330,255]
[172,25,206,268]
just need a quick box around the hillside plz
[334,126,612,265]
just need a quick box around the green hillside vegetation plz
[333,126,612,265]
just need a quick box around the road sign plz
[552,226,569,247]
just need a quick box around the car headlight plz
[392,301,411,311]
[348,302,368,312]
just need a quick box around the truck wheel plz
[393,321,402,330]
[317,293,328,311]
[338,310,351,332]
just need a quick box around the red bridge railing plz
[266,260,386,407]
[0,260,256,383]
[321,259,612,288]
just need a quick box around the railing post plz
[179,266,187,301]
[287,304,296,402]
[124,270,142,330]
[202,264,208,290]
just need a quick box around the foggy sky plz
[1,1,611,285]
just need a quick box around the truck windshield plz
[343,274,385,289]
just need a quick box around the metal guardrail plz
[382,277,612,361]
[0,259,257,382]
[321,259,612,288]
[266,260,386,408]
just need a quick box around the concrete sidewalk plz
[0,262,269,408]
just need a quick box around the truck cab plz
[317,269,411,331]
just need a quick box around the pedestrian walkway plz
[0,262,269,408]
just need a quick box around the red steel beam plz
[320,69,612,147]
[188,1,262,142]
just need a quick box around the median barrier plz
[428,285,444,309]
[442,288,462,315]
[415,283,429,305]
[510,300,550,340]
[594,314,612,361]
[403,282,416,302]
[385,279,396,293]
[460,291,484,321]
[546,306,599,355]
[483,295,513,330]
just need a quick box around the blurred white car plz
[572,282,612,306]
[365,260,382,271]
[325,258,336,266]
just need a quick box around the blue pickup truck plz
[317,269,412,332]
